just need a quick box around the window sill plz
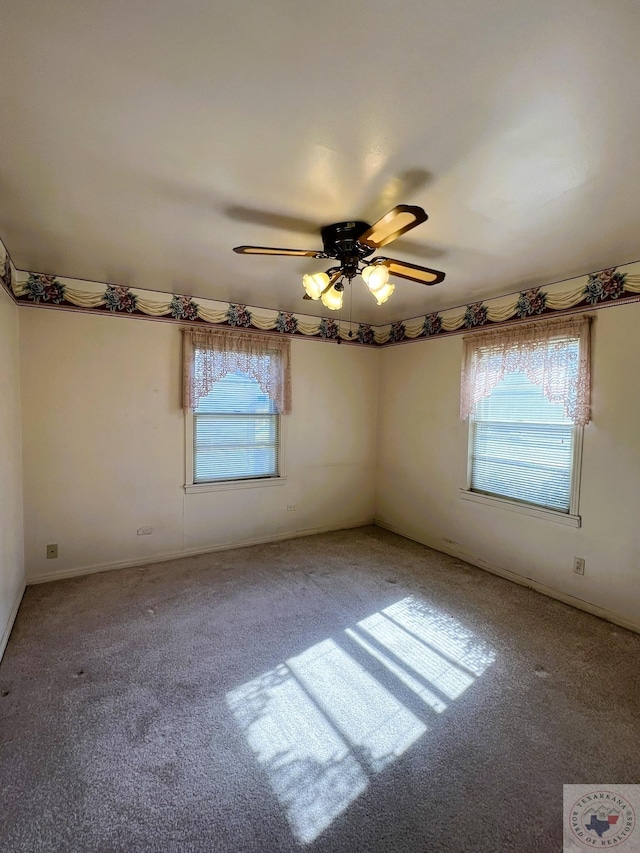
[185,477,287,494]
[459,489,581,528]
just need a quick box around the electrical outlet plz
[286,504,296,512]
[137,527,153,536]
[46,544,58,559]
[573,556,585,575]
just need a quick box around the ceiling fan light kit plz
[361,264,388,287]
[302,271,330,300]
[320,283,344,311]
[234,204,445,311]
[361,264,394,304]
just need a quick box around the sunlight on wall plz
[227,595,495,844]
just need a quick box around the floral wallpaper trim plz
[1,248,13,297]
[388,267,640,345]
[9,272,373,344]
[3,237,640,346]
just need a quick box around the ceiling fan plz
[233,205,445,310]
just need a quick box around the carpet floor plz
[0,526,638,852]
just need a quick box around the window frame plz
[459,318,589,527]
[184,377,287,494]
[461,412,583,526]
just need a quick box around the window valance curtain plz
[183,328,292,414]
[460,315,591,425]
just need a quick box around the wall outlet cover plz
[137,527,153,536]
[46,544,58,559]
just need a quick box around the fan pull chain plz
[336,277,344,344]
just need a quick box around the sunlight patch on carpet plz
[357,614,474,700]
[344,627,448,713]
[383,597,496,677]
[227,595,495,844]
[287,639,427,773]
[226,663,367,844]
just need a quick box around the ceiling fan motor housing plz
[320,221,375,279]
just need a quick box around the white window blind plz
[193,371,279,483]
[470,366,577,513]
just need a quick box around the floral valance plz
[183,328,292,414]
[460,315,591,425]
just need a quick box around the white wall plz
[15,299,640,631]
[376,303,640,630]
[20,309,379,581]
[0,286,25,658]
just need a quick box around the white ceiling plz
[2,0,640,324]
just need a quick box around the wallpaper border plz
[2,238,640,346]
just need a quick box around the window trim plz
[184,404,288,494]
[462,415,584,525]
[459,487,581,527]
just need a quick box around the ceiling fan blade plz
[225,205,319,235]
[390,238,446,261]
[234,245,325,258]
[358,205,428,249]
[373,257,445,285]
[362,169,432,221]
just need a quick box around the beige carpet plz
[1,526,638,852]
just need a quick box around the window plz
[183,328,291,490]
[460,317,591,521]
[193,371,279,483]
[469,370,580,513]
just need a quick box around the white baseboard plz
[374,518,640,636]
[27,519,374,585]
[0,579,26,663]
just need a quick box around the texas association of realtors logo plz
[569,790,636,847]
